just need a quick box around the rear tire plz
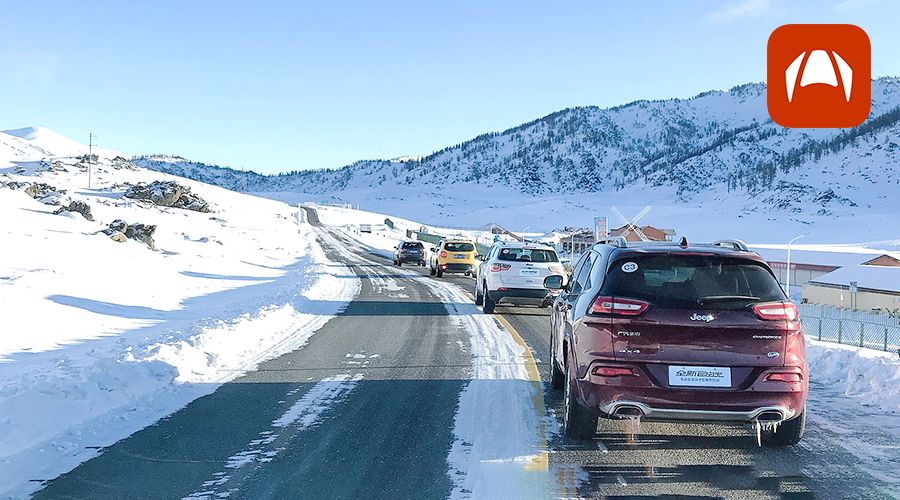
[420,261,425,267]
[762,409,806,447]
[563,356,596,439]
[475,281,484,306]
[549,333,564,390]
[429,265,436,276]
[482,285,495,314]
[397,260,402,267]
[436,269,444,278]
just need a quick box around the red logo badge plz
[767,24,870,128]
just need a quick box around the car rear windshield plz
[605,254,785,309]
[497,248,559,262]
[402,242,423,249]
[444,242,475,252]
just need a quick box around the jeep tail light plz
[591,366,636,377]
[752,302,799,321]
[765,372,802,383]
[491,263,511,272]
[590,296,649,316]
[440,251,447,258]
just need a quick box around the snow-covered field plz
[0,128,359,497]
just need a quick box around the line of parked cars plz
[393,235,808,446]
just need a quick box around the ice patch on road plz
[185,373,364,499]
[271,373,363,428]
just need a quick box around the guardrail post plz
[859,322,864,347]
[886,327,890,352]
[838,320,843,344]
[818,319,822,341]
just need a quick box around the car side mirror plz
[543,275,565,290]
[431,247,437,252]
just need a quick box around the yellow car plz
[429,239,478,277]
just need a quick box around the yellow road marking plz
[494,314,549,473]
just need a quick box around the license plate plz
[520,268,540,276]
[668,365,731,388]
[455,253,465,259]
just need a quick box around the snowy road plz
[32,210,899,499]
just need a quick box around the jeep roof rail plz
[713,239,750,252]
[596,236,628,248]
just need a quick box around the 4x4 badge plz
[690,313,715,322]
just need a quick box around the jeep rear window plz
[444,242,474,252]
[497,248,559,262]
[605,255,785,309]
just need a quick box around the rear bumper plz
[438,263,475,273]
[575,361,807,423]
[398,254,424,263]
[598,401,796,422]
[489,287,553,305]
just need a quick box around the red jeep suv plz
[545,238,808,446]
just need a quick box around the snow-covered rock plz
[124,180,211,212]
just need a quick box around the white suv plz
[474,241,567,313]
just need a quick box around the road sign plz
[594,216,608,242]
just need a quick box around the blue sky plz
[2,0,899,173]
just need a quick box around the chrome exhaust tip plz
[756,410,785,423]
[612,405,644,418]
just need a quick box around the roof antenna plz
[679,236,689,248]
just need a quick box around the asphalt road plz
[33,210,898,500]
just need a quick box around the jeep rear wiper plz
[697,295,759,304]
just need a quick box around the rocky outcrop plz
[124,181,210,212]
[53,200,94,221]
[101,219,156,249]
[5,181,68,205]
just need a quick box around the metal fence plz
[799,303,900,353]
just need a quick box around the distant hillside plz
[133,78,900,216]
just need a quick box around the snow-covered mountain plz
[0,126,123,161]
[133,78,900,221]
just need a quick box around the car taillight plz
[590,296,649,316]
[591,366,636,377]
[490,263,511,272]
[765,372,802,383]
[440,251,447,258]
[752,302,799,321]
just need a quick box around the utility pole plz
[87,132,94,189]
[785,233,808,296]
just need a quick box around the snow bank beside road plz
[807,340,900,413]
[0,142,359,498]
